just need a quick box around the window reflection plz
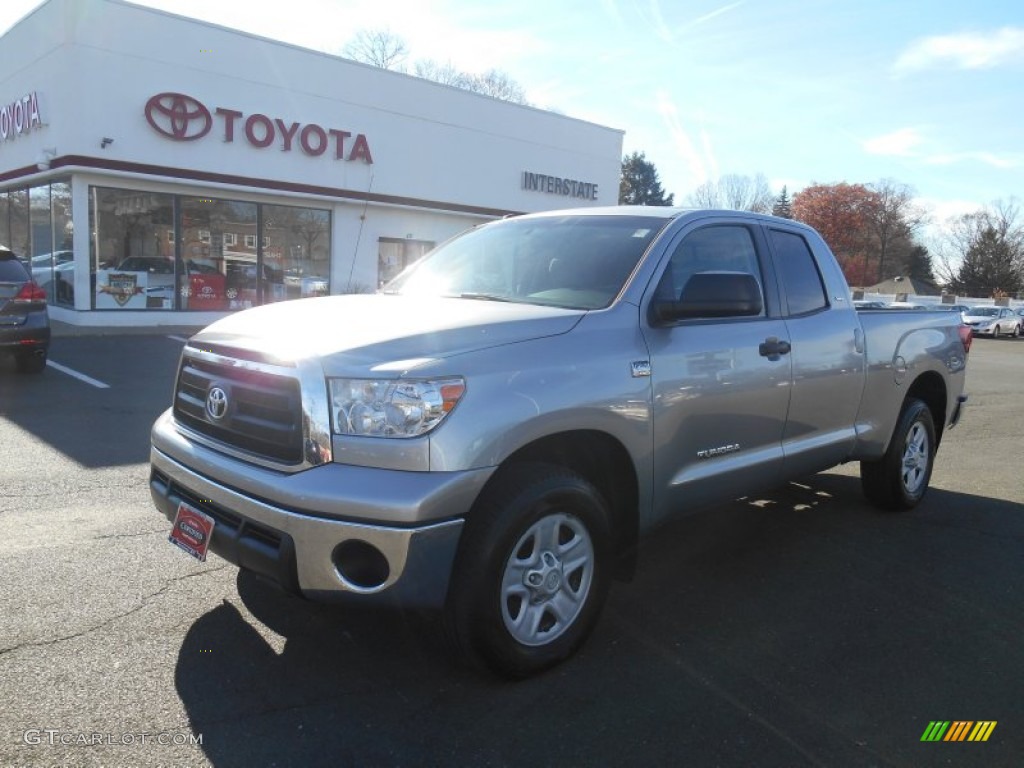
[0,192,10,253]
[181,197,256,310]
[8,189,29,267]
[90,188,176,309]
[87,186,330,310]
[50,182,74,306]
[262,205,330,302]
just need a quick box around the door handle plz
[759,337,791,358]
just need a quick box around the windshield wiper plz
[457,292,516,303]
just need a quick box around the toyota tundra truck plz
[150,207,970,677]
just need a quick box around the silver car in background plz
[962,306,1021,338]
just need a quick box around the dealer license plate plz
[169,501,216,562]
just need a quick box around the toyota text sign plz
[145,92,373,163]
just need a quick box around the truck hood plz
[192,294,585,372]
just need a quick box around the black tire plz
[444,462,613,679]
[860,398,936,511]
[15,348,47,375]
[992,325,1000,339]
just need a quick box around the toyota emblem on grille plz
[206,386,229,421]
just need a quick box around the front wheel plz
[445,462,612,678]
[860,398,936,511]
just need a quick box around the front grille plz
[173,354,304,464]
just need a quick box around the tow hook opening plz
[332,539,390,590]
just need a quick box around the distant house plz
[862,276,941,296]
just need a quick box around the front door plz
[642,222,793,524]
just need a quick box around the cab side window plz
[770,229,827,316]
[654,225,764,317]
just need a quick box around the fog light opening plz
[332,539,390,589]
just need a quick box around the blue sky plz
[3,0,1022,239]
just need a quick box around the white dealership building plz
[0,0,622,325]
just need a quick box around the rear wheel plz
[445,462,612,678]
[861,398,935,511]
[15,347,47,375]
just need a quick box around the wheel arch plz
[482,430,640,582]
[905,371,947,446]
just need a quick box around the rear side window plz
[770,229,827,316]
[0,257,29,282]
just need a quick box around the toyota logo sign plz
[205,386,229,421]
[142,91,373,162]
[145,92,212,141]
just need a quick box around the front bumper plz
[150,438,487,608]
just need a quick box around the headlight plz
[329,377,465,438]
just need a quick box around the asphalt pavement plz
[0,331,1021,768]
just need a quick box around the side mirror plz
[652,271,763,323]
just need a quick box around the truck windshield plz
[385,214,670,310]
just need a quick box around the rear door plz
[642,220,793,523]
[766,226,866,477]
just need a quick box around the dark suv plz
[0,245,50,374]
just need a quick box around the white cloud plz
[924,151,1023,169]
[862,128,924,157]
[655,91,710,188]
[894,26,1024,73]
[917,197,984,224]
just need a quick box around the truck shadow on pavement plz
[175,473,1024,768]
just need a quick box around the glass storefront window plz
[90,188,175,309]
[29,186,52,301]
[378,238,435,288]
[263,205,330,302]
[181,197,256,311]
[0,192,10,249]
[86,186,330,311]
[8,189,29,265]
[50,182,74,307]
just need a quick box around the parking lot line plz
[167,335,190,343]
[46,360,111,389]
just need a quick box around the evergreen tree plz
[949,226,1023,297]
[619,152,674,206]
[772,186,793,218]
[900,244,935,284]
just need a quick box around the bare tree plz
[469,70,528,104]
[865,179,926,281]
[685,174,773,213]
[414,60,529,104]
[343,28,409,70]
[413,59,468,87]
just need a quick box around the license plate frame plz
[168,501,216,562]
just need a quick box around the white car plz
[962,306,1021,338]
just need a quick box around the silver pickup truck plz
[150,207,969,677]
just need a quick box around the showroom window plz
[88,186,330,310]
[90,188,176,309]
[378,238,435,288]
[0,181,73,307]
[262,205,330,302]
